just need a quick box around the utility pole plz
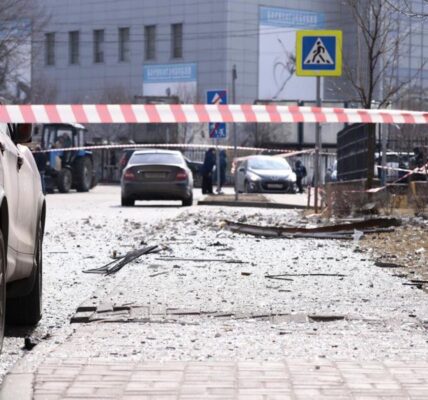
[232,65,238,201]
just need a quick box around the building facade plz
[31,0,428,147]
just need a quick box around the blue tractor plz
[39,123,97,193]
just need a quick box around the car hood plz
[250,168,296,181]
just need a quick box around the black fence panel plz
[337,124,370,181]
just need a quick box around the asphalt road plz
[1,184,427,385]
[0,185,193,382]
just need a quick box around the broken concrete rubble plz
[224,218,400,240]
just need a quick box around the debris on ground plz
[361,218,428,292]
[156,257,247,264]
[83,245,159,275]
[224,218,400,240]
[24,337,38,351]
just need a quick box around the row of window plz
[45,23,183,66]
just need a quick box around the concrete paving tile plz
[65,386,97,396]
[33,395,62,400]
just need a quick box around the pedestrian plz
[33,145,47,194]
[216,150,227,194]
[410,147,427,182]
[201,148,216,194]
[294,159,307,193]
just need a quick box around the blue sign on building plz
[207,90,227,139]
[143,63,197,83]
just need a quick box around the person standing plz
[294,159,307,193]
[201,148,216,194]
[411,147,427,182]
[216,150,227,194]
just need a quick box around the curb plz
[0,372,33,400]
[197,200,307,209]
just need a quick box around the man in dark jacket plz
[294,159,307,193]
[201,148,216,194]
[411,147,427,182]
[216,150,227,194]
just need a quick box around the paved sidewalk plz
[197,191,311,209]
[2,358,428,399]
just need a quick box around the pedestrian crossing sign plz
[296,30,342,77]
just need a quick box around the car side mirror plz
[238,167,245,172]
[11,124,32,144]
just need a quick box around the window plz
[171,23,183,58]
[45,32,55,66]
[145,25,156,60]
[118,27,130,62]
[93,29,105,63]
[69,31,80,65]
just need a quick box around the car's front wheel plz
[182,194,193,207]
[121,197,134,207]
[0,231,6,351]
[6,222,43,326]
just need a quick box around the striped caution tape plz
[31,142,314,155]
[345,162,428,194]
[2,104,428,124]
[376,165,428,175]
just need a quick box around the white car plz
[0,122,45,351]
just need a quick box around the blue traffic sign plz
[207,90,227,139]
[296,30,342,77]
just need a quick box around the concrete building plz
[31,0,428,147]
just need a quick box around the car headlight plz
[247,172,262,181]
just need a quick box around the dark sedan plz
[235,155,297,193]
[121,150,194,206]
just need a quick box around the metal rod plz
[314,76,321,213]
[232,64,238,201]
[216,139,221,193]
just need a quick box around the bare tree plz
[385,0,428,18]
[0,0,47,102]
[175,83,199,144]
[29,74,58,103]
[91,85,133,143]
[342,0,422,187]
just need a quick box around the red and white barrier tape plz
[376,165,428,175]
[331,163,428,195]
[3,104,428,124]
[31,142,311,155]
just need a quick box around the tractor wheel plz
[75,157,93,192]
[58,169,72,193]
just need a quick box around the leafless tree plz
[91,85,133,143]
[342,0,424,187]
[175,84,198,144]
[29,75,58,103]
[0,0,47,102]
[385,0,428,18]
